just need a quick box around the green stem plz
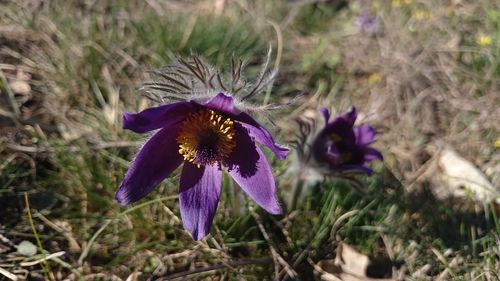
[25,192,53,281]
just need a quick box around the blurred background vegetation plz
[0,0,499,280]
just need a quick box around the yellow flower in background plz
[476,35,492,47]
[392,0,412,7]
[414,9,431,20]
[495,139,500,148]
[368,72,381,84]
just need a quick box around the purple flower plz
[356,1,379,35]
[115,56,289,240]
[312,107,382,175]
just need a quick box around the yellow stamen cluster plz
[176,109,236,165]
[340,152,352,163]
[329,133,342,143]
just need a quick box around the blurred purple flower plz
[312,107,382,175]
[356,1,379,35]
[115,56,288,240]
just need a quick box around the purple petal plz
[201,93,239,115]
[354,125,377,146]
[325,144,341,164]
[179,163,222,240]
[320,107,360,144]
[342,164,373,175]
[115,125,183,205]
[123,101,193,133]
[225,128,282,215]
[321,121,356,145]
[338,107,358,126]
[235,113,289,160]
[320,108,330,123]
[363,147,383,162]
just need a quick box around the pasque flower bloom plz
[287,107,382,209]
[313,107,382,175]
[285,107,382,209]
[115,56,288,240]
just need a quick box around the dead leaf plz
[9,80,30,95]
[336,243,371,277]
[314,242,396,281]
[435,147,500,204]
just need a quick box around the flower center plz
[326,134,352,164]
[176,109,236,166]
[329,133,342,143]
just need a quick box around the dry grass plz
[0,0,499,280]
